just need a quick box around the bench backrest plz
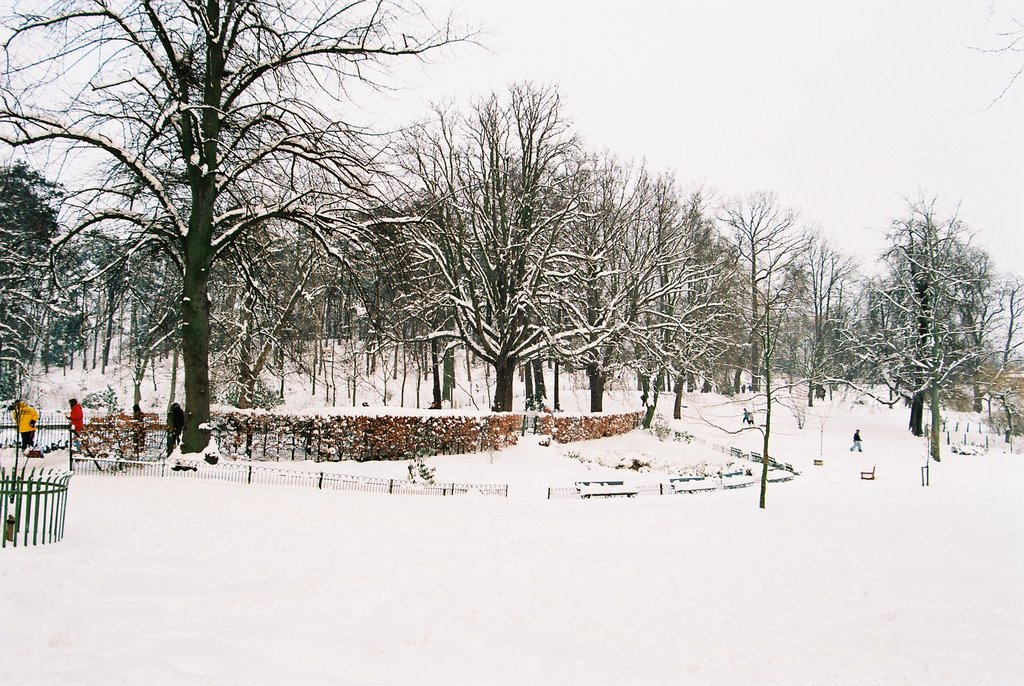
[575,480,624,487]
[721,470,743,478]
[669,476,706,482]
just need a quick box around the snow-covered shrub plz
[673,430,694,443]
[646,415,673,441]
[81,386,120,414]
[407,449,436,484]
[219,380,283,410]
[538,412,643,443]
[524,392,546,412]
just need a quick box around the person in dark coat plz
[849,429,863,452]
[167,402,185,454]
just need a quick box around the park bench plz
[668,476,717,493]
[721,470,756,489]
[729,447,746,460]
[575,480,638,499]
[767,470,794,483]
[860,466,876,480]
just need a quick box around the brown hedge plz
[80,410,641,461]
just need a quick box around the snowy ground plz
[1,393,1022,685]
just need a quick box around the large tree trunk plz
[442,346,455,402]
[181,256,212,454]
[167,347,179,408]
[492,357,516,412]
[586,361,605,413]
[641,373,662,429]
[673,373,685,419]
[237,302,255,409]
[430,338,442,408]
[524,362,534,403]
[553,359,561,411]
[532,358,546,400]
[909,390,925,436]
[930,381,942,462]
[759,363,772,510]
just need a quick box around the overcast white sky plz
[373,0,1023,274]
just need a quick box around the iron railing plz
[72,457,509,497]
[1,468,73,548]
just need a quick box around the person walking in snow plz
[167,402,184,455]
[742,408,750,425]
[68,398,84,452]
[849,429,863,452]
[11,400,38,450]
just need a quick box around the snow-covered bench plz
[860,466,876,481]
[669,476,717,493]
[575,480,638,499]
[721,469,756,489]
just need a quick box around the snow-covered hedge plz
[212,411,523,462]
[537,411,644,444]
[79,410,643,462]
[79,412,169,459]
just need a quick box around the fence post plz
[547,487,551,500]
[318,472,324,490]
[388,479,394,494]
[660,483,664,496]
[247,465,253,484]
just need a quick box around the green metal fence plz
[1,468,73,548]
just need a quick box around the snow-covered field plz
[2,392,1022,685]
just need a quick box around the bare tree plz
[722,192,807,508]
[1,0,457,451]
[796,228,855,406]
[400,83,583,411]
[719,192,800,393]
[629,180,731,427]
[866,197,988,461]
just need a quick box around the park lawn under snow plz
[1,394,1022,685]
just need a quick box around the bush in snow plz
[82,386,120,414]
[407,449,436,484]
[219,380,283,410]
[625,458,651,471]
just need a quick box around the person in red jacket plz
[68,398,84,452]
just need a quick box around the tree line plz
[1,1,1021,460]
